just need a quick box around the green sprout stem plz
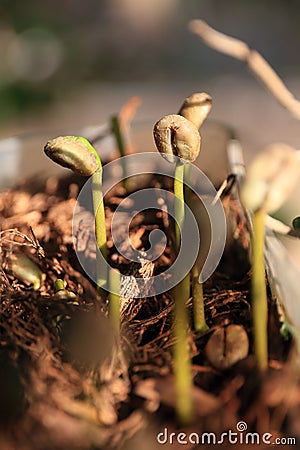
[184,164,208,334]
[44,136,108,296]
[79,137,107,293]
[53,278,76,299]
[92,166,107,291]
[252,207,268,371]
[44,134,120,329]
[54,278,65,292]
[174,163,185,251]
[172,161,194,425]
[192,265,209,333]
[184,163,192,205]
[82,138,107,293]
[108,268,121,335]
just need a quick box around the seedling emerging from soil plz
[153,113,201,425]
[54,278,76,299]
[241,144,300,371]
[178,92,212,333]
[44,136,107,292]
[9,252,43,290]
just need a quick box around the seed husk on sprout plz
[178,92,212,129]
[153,114,200,164]
[44,136,100,176]
[44,136,108,289]
[9,252,43,291]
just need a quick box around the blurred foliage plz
[0,83,52,118]
[1,0,300,122]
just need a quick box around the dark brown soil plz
[0,172,299,450]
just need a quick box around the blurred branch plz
[189,19,300,120]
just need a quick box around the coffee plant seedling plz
[45,135,107,287]
[178,92,212,333]
[154,112,201,424]
[241,143,300,370]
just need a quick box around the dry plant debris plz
[0,169,298,449]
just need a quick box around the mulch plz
[0,171,299,450]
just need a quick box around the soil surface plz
[0,171,299,450]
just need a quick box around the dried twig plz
[119,96,142,132]
[189,19,300,119]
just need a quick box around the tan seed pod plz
[54,290,77,300]
[205,324,249,370]
[44,136,100,176]
[9,253,43,290]
[178,92,212,128]
[153,114,201,163]
[241,143,300,213]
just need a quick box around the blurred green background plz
[1,0,300,130]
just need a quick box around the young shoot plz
[44,136,107,293]
[54,278,76,300]
[192,266,209,333]
[241,143,300,371]
[178,92,212,334]
[153,112,201,425]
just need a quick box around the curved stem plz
[252,208,268,371]
[173,162,194,425]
